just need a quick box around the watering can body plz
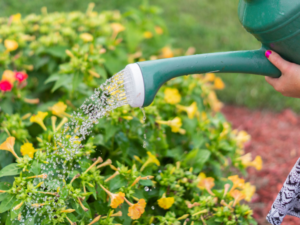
[124,0,300,107]
[238,0,300,65]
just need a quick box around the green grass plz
[1,0,300,112]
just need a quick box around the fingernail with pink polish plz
[265,50,272,58]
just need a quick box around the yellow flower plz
[27,174,47,179]
[127,199,146,220]
[156,117,185,134]
[158,194,175,210]
[161,46,174,58]
[110,192,125,208]
[238,153,252,166]
[168,117,183,133]
[204,73,215,82]
[60,209,76,213]
[11,13,21,22]
[1,70,16,84]
[207,91,223,112]
[201,112,207,121]
[155,26,163,35]
[13,201,24,210]
[164,88,181,104]
[140,151,160,171]
[214,77,225,90]
[111,23,125,34]
[197,173,215,190]
[24,98,39,104]
[0,137,19,159]
[233,130,251,148]
[242,182,256,202]
[49,101,70,118]
[30,111,48,131]
[99,184,125,208]
[228,175,245,192]
[4,39,18,52]
[230,189,246,206]
[122,116,133,120]
[176,102,198,119]
[20,143,37,158]
[239,153,262,171]
[80,33,93,42]
[0,137,15,152]
[143,31,153,39]
[251,156,263,171]
[219,122,231,138]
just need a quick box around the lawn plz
[1,0,299,112]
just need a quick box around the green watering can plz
[123,0,300,107]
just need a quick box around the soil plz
[222,105,300,225]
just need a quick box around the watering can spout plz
[124,46,281,108]
[123,0,300,108]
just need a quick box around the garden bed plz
[222,105,300,225]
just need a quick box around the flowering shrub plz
[0,3,262,225]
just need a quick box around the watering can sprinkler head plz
[124,0,300,108]
[123,64,145,108]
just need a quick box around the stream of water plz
[20,70,137,224]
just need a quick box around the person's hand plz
[265,50,300,98]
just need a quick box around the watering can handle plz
[137,46,281,107]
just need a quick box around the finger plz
[265,50,292,73]
[265,76,280,88]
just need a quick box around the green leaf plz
[78,159,91,171]
[0,193,7,202]
[103,50,127,75]
[94,66,107,79]
[109,176,127,192]
[118,203,131,225]
[93,134,105,146]
[115,132,129,150]
[0,151,13,168]
[166,147,183,160]
[41,218,51,225]
[44,73,60,84]
[125,22,144,52]
[60,188,69,199]
[5,211,12,225]
[51,74,72,92]
[104,123,119,142]
[45,46,68,58]
[218,141,235,152]
[0,182,12,190]
[34,56,50,69]
[183,149,211,172]
[0,99,13,114]
[86,185,97,200]
[0,182,12,202]
[72,71,84,91]
[0,164,20,178]
[191,134,205,149]
[139,179,153,186]
[96,185,106,201]
[0,194,16,213]
[89,200,109,215]
[30,161,41,175]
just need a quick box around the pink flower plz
[15,71,28,83]
[0,80,12,92]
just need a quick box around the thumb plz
[265,50,291,73]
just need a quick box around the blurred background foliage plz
[1,0,299,112]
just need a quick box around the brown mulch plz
[222,105,300,225]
